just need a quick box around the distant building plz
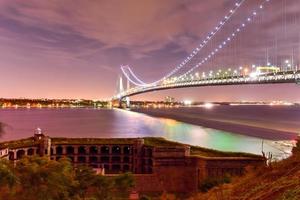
[0,148,9,159]
[0,133,265,193]
[165,96,175,103]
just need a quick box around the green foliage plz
[199,175,231,192]
[114,172,135,198]
[74,164,97,199]
[0,159,17,188]
[0,156,135,200]
[0,122,5,136]
[15,156,77,200]
[114,172,135,191]
[92,175,114,200]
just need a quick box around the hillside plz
[190,139,300,200]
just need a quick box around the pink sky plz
[0,0,299,101]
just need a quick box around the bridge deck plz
[114,70,300,99]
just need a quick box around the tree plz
[0,122,5,137]
[15,156,77,200]
[92,175,114,200]
[0,156,136,200]
[114,172,135,198]
[0,159,18,199]
[74,164,97,200]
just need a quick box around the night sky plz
[0,0,299,101]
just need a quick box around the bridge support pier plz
[111,97,130,108]
[125,97,130,108]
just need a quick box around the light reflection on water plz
[0,108,294,159]
[112,109,293,159]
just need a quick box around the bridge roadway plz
[114,70,300,100]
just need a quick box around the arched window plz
[9,151,14,160]
[112,146,121,154]
[89,156,97,163]
[27,148,34,156]
[16,150,25,159]
[78,156,86,163]
[100,156,109,163]
[66,146,74,155]
[112,156,121,163]
[89,146,98,154]
[123,156,130,163]
[78,146,86,155]
[123,146,131,154]
[147,149,152,157]
[101,146,109,154]
[56,146,63,155]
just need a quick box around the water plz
[0,107,298,159]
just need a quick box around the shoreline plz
[131,108,298,141]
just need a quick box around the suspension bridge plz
[112,0,300,107]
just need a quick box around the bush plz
[199,175,231,192]
[0,156,135,200]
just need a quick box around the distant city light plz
[183,100,192,106]
[250,72,259,78]
[203,103,214,109]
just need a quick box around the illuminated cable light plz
[177,0,273,79]
[121,0,247,86]
[125,0,273,87]
[121,66,148,86]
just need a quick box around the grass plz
[143,137,186,147]
[0,137,39,149]
[144,137,262,158]
[0,136,262,158]
[190,145,263,158]
[191,143,300,200]
[51,137,138,145]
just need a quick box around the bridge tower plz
[113,75,130,108]
[125,79,130,107]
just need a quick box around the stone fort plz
[0,132,265,193]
